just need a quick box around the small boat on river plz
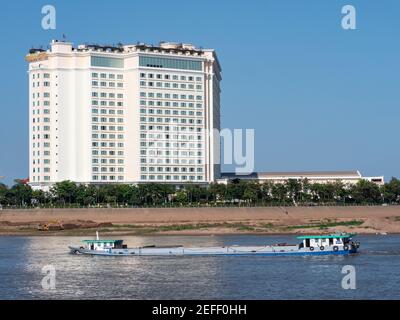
[69,232,359,256]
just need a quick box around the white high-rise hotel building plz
[26,40,221,189]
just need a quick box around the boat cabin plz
[297,234,354,248]
[82,239,125,251]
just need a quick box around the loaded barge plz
[69,233,359,256]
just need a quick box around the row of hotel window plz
[92,108,203,117]
[92,100,124,107]
[92,125,124,131]
[92,133,124,139]
[32,126,51,131]
[140,125,203,132]
[32,118,50,123]
[140,73,202,82]
[140,81,200,90]
[32,101,50,107]
[92,81,123,88]
[140,150,202,156]
[141,158,203,164]
[92,150,204,158]
[140,135,202,142]
[140,175,203,181]
[92,158,124,164]
[141,159,203,165]
[32,82,51,87]
[32,92,50,98]
[140,101,202,108]
[32,143,50,148]
[32,151,51,156]
[92,92,123,99]
[140,142,203,148]
[92,176,124,181]
[32,109,50,115]
[92,109,123,115]
[32,159,50,165]
[92,150,124,156]
[141,167,203,173]
[92,142,124,148]
[140,109,202,116]
[92,117,124,123]
[140,117,203,124]
[32,167,50,173]
[32,73,50,79]
[92,167,124,173]
[140,92,202,100]
[92,72,202,82]
[32,134,51,139]
[91,73,123,80]
[32,176,51,181]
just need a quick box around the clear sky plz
[0,0,399,186]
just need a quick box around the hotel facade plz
[27,40,221,190]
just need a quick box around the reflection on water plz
[0,234,399,299]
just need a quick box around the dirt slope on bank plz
[0,206,399,236]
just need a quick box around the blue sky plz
[0,0,399,186]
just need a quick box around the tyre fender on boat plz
[309,247,314,251]
[333,246,339,252]
[320,246,324,251]
[344,245,349,251]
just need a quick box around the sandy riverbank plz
[0,206,400,236]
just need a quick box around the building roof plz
[297,233,355,240]
[220,170,361,179]
[82,240,123,243]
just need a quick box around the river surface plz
[0,234,399,299]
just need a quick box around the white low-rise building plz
[217,170,384,185]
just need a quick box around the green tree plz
[226,180,246,203]
[259,182,273,205]
[114,184,135,204]
[209,183,227,203]
[51,180,78,205]
[31,189,48,206]
[299,179,312,204]
[381,177,400,204]
[351,180,382,204]
[175,190,188,205]
[0,183,8,206]
[10,180,32,206]
[243,182,260,204]
[285,179,302,204]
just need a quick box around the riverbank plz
[0,206,399,236]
